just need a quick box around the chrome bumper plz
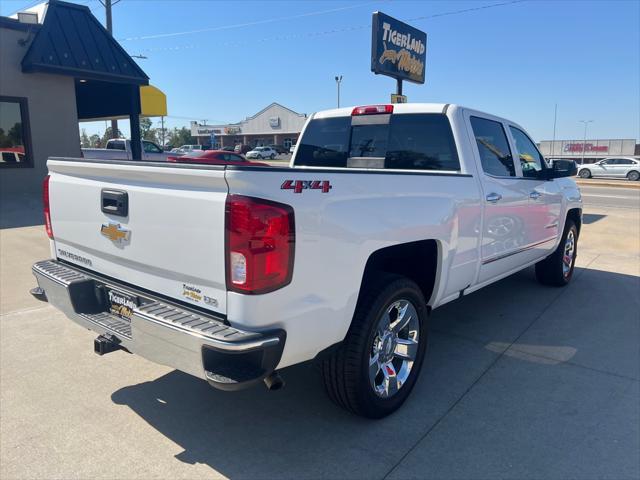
[32,260,285,390]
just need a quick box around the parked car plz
[268,144,288,155]
[246,146,277,160]
[32,103,582,418]
[233,144,252,154]
[167,150,269,166]
[170,144,202,154]
[577,157,640,181]
[289,143,296,153]
[82,139,176,161]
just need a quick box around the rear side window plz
[107,140,125,151]
[470,117,515,177]
[295,114,460,171]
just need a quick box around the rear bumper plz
[32,260,285,390]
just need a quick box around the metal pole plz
[552,103,557,157]
[161,116,165,148]
[396,78,403,96]
[579,120,593,165]
[104,0,119,139]
[335,76,342,108]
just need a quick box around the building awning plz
[76,84,167,121]
[21,0,149,85]
[140,85,167,117]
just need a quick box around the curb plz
[575,179,640,189]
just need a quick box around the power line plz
[136,0,527,55]
[118,1,382,41]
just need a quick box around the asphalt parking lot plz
[1,184,638,479]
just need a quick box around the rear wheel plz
[627,170,640,181]
[578,169,591,179]
[535,219,578,286]
[321,275,428,418]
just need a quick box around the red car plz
[167,150,269,166]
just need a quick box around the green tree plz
[167,127,193,148]
[101,127,123,146]
[80,129,90,148]
[89,134,101,147]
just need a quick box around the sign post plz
[371,11,427,103]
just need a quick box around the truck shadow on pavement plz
[110,266,639,479]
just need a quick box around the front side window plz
[295,114,460,171]
[509,127,545,178]
[0,97,31,168]
[470,117,514,177]
[143,141,161,153]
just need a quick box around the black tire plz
[535,219,578,286]
[627,170,640,181]
[321,274,428,418]
[578,169,591,179]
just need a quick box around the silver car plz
[578,157,640,181]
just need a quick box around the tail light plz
[351,105,394,116]
[225,195,295,294]
[43,175,53,239]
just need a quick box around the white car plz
[578,157,640,181]
[289,144,296,154]
[171,145,202,155]
[32,103,582,418]
[246,146,277,160]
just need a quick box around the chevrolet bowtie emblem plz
[101,223,130,244]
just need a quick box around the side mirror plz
[544,159,577,179]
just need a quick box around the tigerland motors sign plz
[371,12,427,84]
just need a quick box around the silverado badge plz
[101,223,130,244]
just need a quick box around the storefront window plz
[283,138,293,149]
[0,97,32,168]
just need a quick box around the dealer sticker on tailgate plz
[107,289,138,322]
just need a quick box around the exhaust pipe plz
[94,334,122,356]
[263,371,285,391]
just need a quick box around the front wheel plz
[535,219,578,286]
[627,170,640,181]
[321,275,428,418]
[578,169,591,179]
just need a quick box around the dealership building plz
[538,139,638,163]
[190,103,307,149]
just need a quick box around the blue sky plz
[3,0,639,142]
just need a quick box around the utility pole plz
[551,103,557,158]
[579,120,593,165]
[335,75,343,108]
[103,0,119,139]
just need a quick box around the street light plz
[335,75,343,108]
[578,120,593,165]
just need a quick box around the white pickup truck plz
[32,103,582,418]
[81,138,176,162]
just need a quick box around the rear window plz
[295,114,460,171]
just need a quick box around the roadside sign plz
[371,11,427,85]
[391,94,407,104]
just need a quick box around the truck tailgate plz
[47,159,228,315]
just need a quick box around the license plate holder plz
[106,288,139,322]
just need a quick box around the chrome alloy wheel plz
[563,229,576,277]
[369,299,420,398]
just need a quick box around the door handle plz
[486,192,502,203]
[529,191,542,200]
[101,189,128,217]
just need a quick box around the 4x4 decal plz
[281,180,333,193]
